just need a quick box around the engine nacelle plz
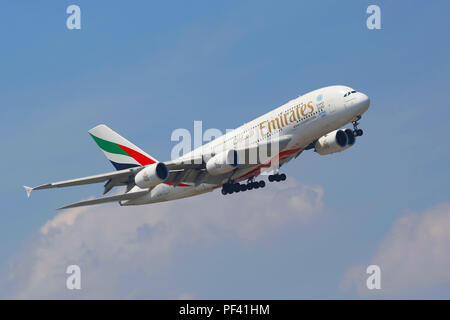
[206,149,238,176]
[315,129,355,155]
[134,162,169,188]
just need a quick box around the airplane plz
[24,85,370,209]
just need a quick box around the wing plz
[24,135,294,200]
[163,135,294,186]
[58,189,149,210]
[24,166,144,197]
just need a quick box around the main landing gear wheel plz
[221,179,266,195]
[268,173,286,182]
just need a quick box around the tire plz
[233,184,241,193]
[280,173,286,181]
[247,184,253,190]
[253,182,260,189]
[221,189,227,195]
[240,184,248,192]
[268,175,274,182]
[357,129,363,136]
[259,180,266,188]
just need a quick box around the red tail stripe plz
[117,144,155,166]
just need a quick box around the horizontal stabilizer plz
[58,189,149,210]
[24,186,33,198]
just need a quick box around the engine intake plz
[314,129,355,155]
[135,162,169,188]
[344,128,355,146]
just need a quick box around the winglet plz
[24,186,33,198]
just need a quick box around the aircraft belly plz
[123,182,215,205]
[165,184,214,201]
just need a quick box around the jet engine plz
[135,162,169,188]
[314,129,355,155]
[206,149,238,176]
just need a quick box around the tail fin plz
[88,124,157,170]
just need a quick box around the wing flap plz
[58,189,149,210]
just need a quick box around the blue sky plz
[1,1,449,299]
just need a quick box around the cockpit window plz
[344,90,357,97]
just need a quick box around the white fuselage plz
[124,85,370,205]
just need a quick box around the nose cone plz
[355,92,370,115]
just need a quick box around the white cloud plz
[5,179,323,299]
[40,205,89,235]
[341,203,450,298]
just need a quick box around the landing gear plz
[221,178,266,195]
[352,116,364,137]
[268,173,286,182]
[221,182,234,195]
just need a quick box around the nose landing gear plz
[352,116,364,137]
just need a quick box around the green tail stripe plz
[89,133,129,156]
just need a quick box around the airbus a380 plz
[24,85,370,209]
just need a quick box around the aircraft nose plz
[356,92,370,114]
